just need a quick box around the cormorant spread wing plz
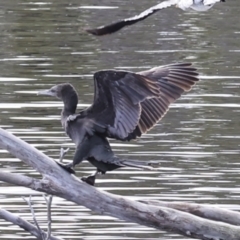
[67,63,199,141]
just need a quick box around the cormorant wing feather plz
[125,63,199,140]
[86,0,179,36]
[86,70,160,140]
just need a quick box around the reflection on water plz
[0,0,239,239]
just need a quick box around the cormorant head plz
[38,83,78,101]
[38,83,78,112]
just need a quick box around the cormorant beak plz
[37,89,55,97]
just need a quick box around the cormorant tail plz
[117,158,160,170]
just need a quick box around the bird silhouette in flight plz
[86,0,226,36]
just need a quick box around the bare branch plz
[43,194,53,240]
[0,127,59,176]
[23,196,45,240]
[0,171,44,190]
[59,148,69,163]
[0,208,63,240]
[140,200,240,226]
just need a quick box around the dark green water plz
[0,0,239,239]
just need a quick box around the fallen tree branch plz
[0,171,40,187]
[0,127,240,240]
[140,200,240,226]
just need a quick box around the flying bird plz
[38,63,199,185]
[86,0,225,36]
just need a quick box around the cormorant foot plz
[81,175,96,186]
[57,162,75,174]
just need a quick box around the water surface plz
[0,0,239,239]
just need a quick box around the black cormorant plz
[38,63,199,185]
[86,0,225,36]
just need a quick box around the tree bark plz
[0,127,240,240]
[140,200,240,226]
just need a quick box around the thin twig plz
[23,195,45,240]
[43,195,53,240]
[39,148,69,239]
[0,208,63,240]
[59,147,69,163]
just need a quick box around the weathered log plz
[0,128,240,240]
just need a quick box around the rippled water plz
[0,0,239,239]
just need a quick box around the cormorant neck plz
[62,90,78,116]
